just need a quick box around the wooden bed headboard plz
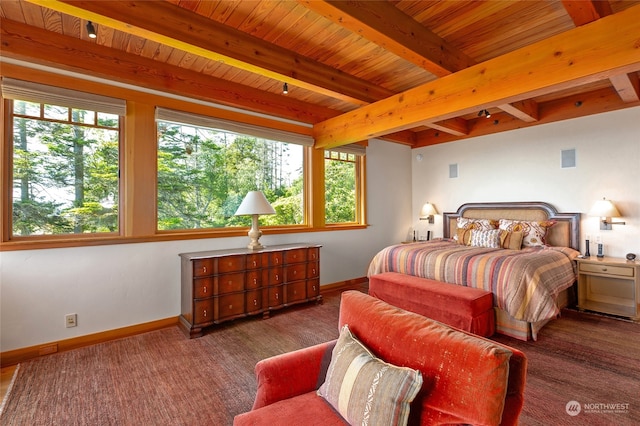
[443,202,580,250]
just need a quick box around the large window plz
[4,80,123,238]
[156,109,306,231]
[324,147,364,224]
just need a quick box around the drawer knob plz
[276,293,279,299]
[254,299,258,306]
[276,274,279,280]
[229,304,233,309]
[253,260,257,266]
[293,271,297,276]
[312,269,316,274]
[203,309,207,317]
[275,258,279,264]
[228,280,232,285]
[254,278,257,285]
[203,266,207,273]
[203,286,207,294]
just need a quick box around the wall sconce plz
[588,198,626,230]
[419,202,438,224]
[234,191,276,250]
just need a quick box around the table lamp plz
[234,191,276,250]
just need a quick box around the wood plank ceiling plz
[1,0,639,149]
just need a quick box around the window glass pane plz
[157,120,304,230]
[98,112,120,128]
[11,102,120,236]
[43,104,68,121]
[324,150,357,224]
[72,109,95,125]
[13,100,41,117]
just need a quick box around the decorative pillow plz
[453,218,498,242]
[456,227,472,245]
[500,230,524,250]
[470,229,502,248]
[317,325,423,426]
[498,219,556,247]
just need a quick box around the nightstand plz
[576,256,639,320]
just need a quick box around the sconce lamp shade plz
[419,202,438,224]
[235,191,276,250]
[588,198,625,230]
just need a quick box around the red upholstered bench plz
[368,272,495,337]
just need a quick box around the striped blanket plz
[367,240,580,323]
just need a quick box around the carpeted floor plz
[1,289,639,425]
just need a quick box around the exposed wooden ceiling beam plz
[0,18,338,125]
[426,118,469,137]
[498,100,539,122]
[313,5,640,149]
[415,86,640,147]
[561,0,613,26]
[297,0,475,76]
[25,0,395,105]
[609,73,640,103]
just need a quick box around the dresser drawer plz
[194,277,214,299]
[268,266,283,285]
[268,285,284,308]
[287,281,307,303]
[579,263,635,277]
[246,253,263,269]
[285,248,307,264]
[216,293,245,320]
[217,272,245,294]
[307,279,320,297]
[194,299,214,325]
[246,290,263,314]
[193,259,214,277]
[285,263,307,282]
[218,255,246,273]
[308,247,320,262]
[308,261,319,279]
[270,251,284,267]
[245,270,262,289]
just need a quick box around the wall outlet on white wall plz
[65,313,77,328]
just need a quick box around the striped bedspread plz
[367,240,580,323]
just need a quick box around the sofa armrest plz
[252,340,337,410]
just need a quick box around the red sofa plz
[234,291,527,426]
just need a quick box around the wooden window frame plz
[0,67,367,251]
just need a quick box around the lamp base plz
[247,214,264,250]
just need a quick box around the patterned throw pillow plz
[498,219,556,247]
[470,229,502,248]
[453,218,498,243]
[317,325,423,426]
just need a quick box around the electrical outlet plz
[65,313,77,328]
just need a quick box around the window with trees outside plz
[156,108,307,231]
[4,79,124,238]
[325,148,364,224]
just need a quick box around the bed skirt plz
[496,289,569,340]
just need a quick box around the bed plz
[367,202,581,340]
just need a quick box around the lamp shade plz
[588,198,621,218]
[234,191,276,216]
[420,202,438,217]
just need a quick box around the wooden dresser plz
[179,243,321,338]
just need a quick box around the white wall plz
[0,139,412,352]
[412,107,640,258]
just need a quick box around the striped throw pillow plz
[317,325,423,426]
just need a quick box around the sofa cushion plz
[234,391,348,426]
[318,325,423,426]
